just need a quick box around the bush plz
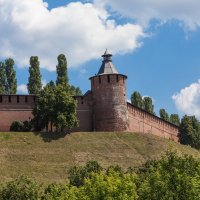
[10,121,32,132]
[0,176,41,200]
[10,121,24,132]
[68,160,103,187]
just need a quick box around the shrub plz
[0,176,41,200]
[10,120,32,132]
[10,121,24,132]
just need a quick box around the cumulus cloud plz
[95,0,200,30]
[0,0,144,71]
[172,80,200,118]
[17,84,28,94]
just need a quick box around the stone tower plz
[90,50,128,131]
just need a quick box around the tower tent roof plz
[97,49,119,75]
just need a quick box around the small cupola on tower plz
[97,49,119,75]
[89,50,128,132]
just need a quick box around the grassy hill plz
[0,131,200,184]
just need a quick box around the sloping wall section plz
[127,102,179,142]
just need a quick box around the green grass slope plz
[0,131,200,183]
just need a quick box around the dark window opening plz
[123,77,125,83]
[81,101,84,104]
[81,96,84,100]
[116,75,119,82]
[0,96,2,103]
[17,96,19,103]
[99,76,101,84]
[107,75,110,83]
[25,96,28,103]
[9,96,11,103]
[33,96,36,102]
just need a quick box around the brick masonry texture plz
[0,74,179,142]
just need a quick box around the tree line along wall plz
[127,103,179,142]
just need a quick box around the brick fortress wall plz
[0,95,35,131]
[127,103,179,142]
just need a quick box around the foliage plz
[32,82,78,132]
[27,56,42,94]
[69,86,82,96]
[159,108,170,121]
[0,62,6,94]
[80,170,138,200]
[5,58,17,94]
[68,160,103,187]
[42,182,78,200]
[143,96,154,114]
[10,121,32,132]
[138,151,200,200]
[56,54,68,85]
[0,176,41,200]
[179,115,200,149]
[131,91,143,109]
[170,114,180,126]
[10,121,24,132]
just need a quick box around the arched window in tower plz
[116,75,119,82]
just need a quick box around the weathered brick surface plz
[90,74,128,131]
[0,95,35,131]
[0,80,179,143]
[127,103,179,142]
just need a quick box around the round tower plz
[89,50,128,131]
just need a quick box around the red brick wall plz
[90,74,128,131]
[0,95,35,131]
[73,92,93,132]
[127,103,179,142]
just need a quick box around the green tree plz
[170,114,180,126]
[32,82,78,132]
[27,56,42,94]
[0,61,6,94]
[56,54,68,85]
[159,108,170,121]
[70,86,82,96]
[0,176,41,200]
[5,58,17,94]
[81,171,138,200]
[131,91,143,109]
[138,151,200,200]
[179,115,200,149]
[143,97,154,114]
[68,160,103,187]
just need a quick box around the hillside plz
[0,131,200,183]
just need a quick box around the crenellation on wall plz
[127,103,179,142]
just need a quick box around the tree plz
[70,85,82,96]
[159,108,170,121]
[56,54,68,85]
[27,56,42,94]
[0,176,41,200]
[32,82,78,132]
[138,151,200,200]
[5,58,17,94]
[0,61,6,94]
[170,114,180,126]
[179,115,200,149]
[143,97,154,114]
[131,91,143,109]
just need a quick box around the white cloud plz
[172,80,200,118]
[17,84,28,94]
[0,0,144,71]
[95,0,200,30]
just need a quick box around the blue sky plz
[1,0,200,118]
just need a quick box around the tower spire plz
[97,49,118,75]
